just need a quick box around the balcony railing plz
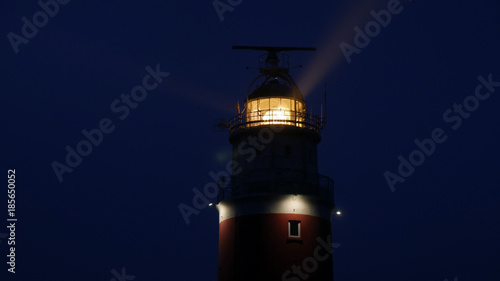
[228,111,324,134]
[216,168,334,205]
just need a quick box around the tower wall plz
[217,195,333,281]
[230,127,320,174]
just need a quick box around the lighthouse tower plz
[216,46,335,281]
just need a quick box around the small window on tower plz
[285,145,292,155]
[288,220,300,237]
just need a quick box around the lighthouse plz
[216,46,335,281]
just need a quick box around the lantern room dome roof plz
[248,79,304,101]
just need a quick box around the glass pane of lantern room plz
[259,98,270,111]
[270,98,280,109]
[281,99,291,118]
[247,100,258,112]
[289,99,295,119]
[246,100,259,124]
[281,98,291,110]
[296,101,305,112]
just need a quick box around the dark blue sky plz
[1,0,499,280]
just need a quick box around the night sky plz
[2,0,500,280]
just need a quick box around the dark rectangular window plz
[289,220,300,237]
[285,145,291,155]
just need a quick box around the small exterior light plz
[209,203,214,207]
[336,211,342,215]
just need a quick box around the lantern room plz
[227,46,325,134]
[245,78,306,128]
